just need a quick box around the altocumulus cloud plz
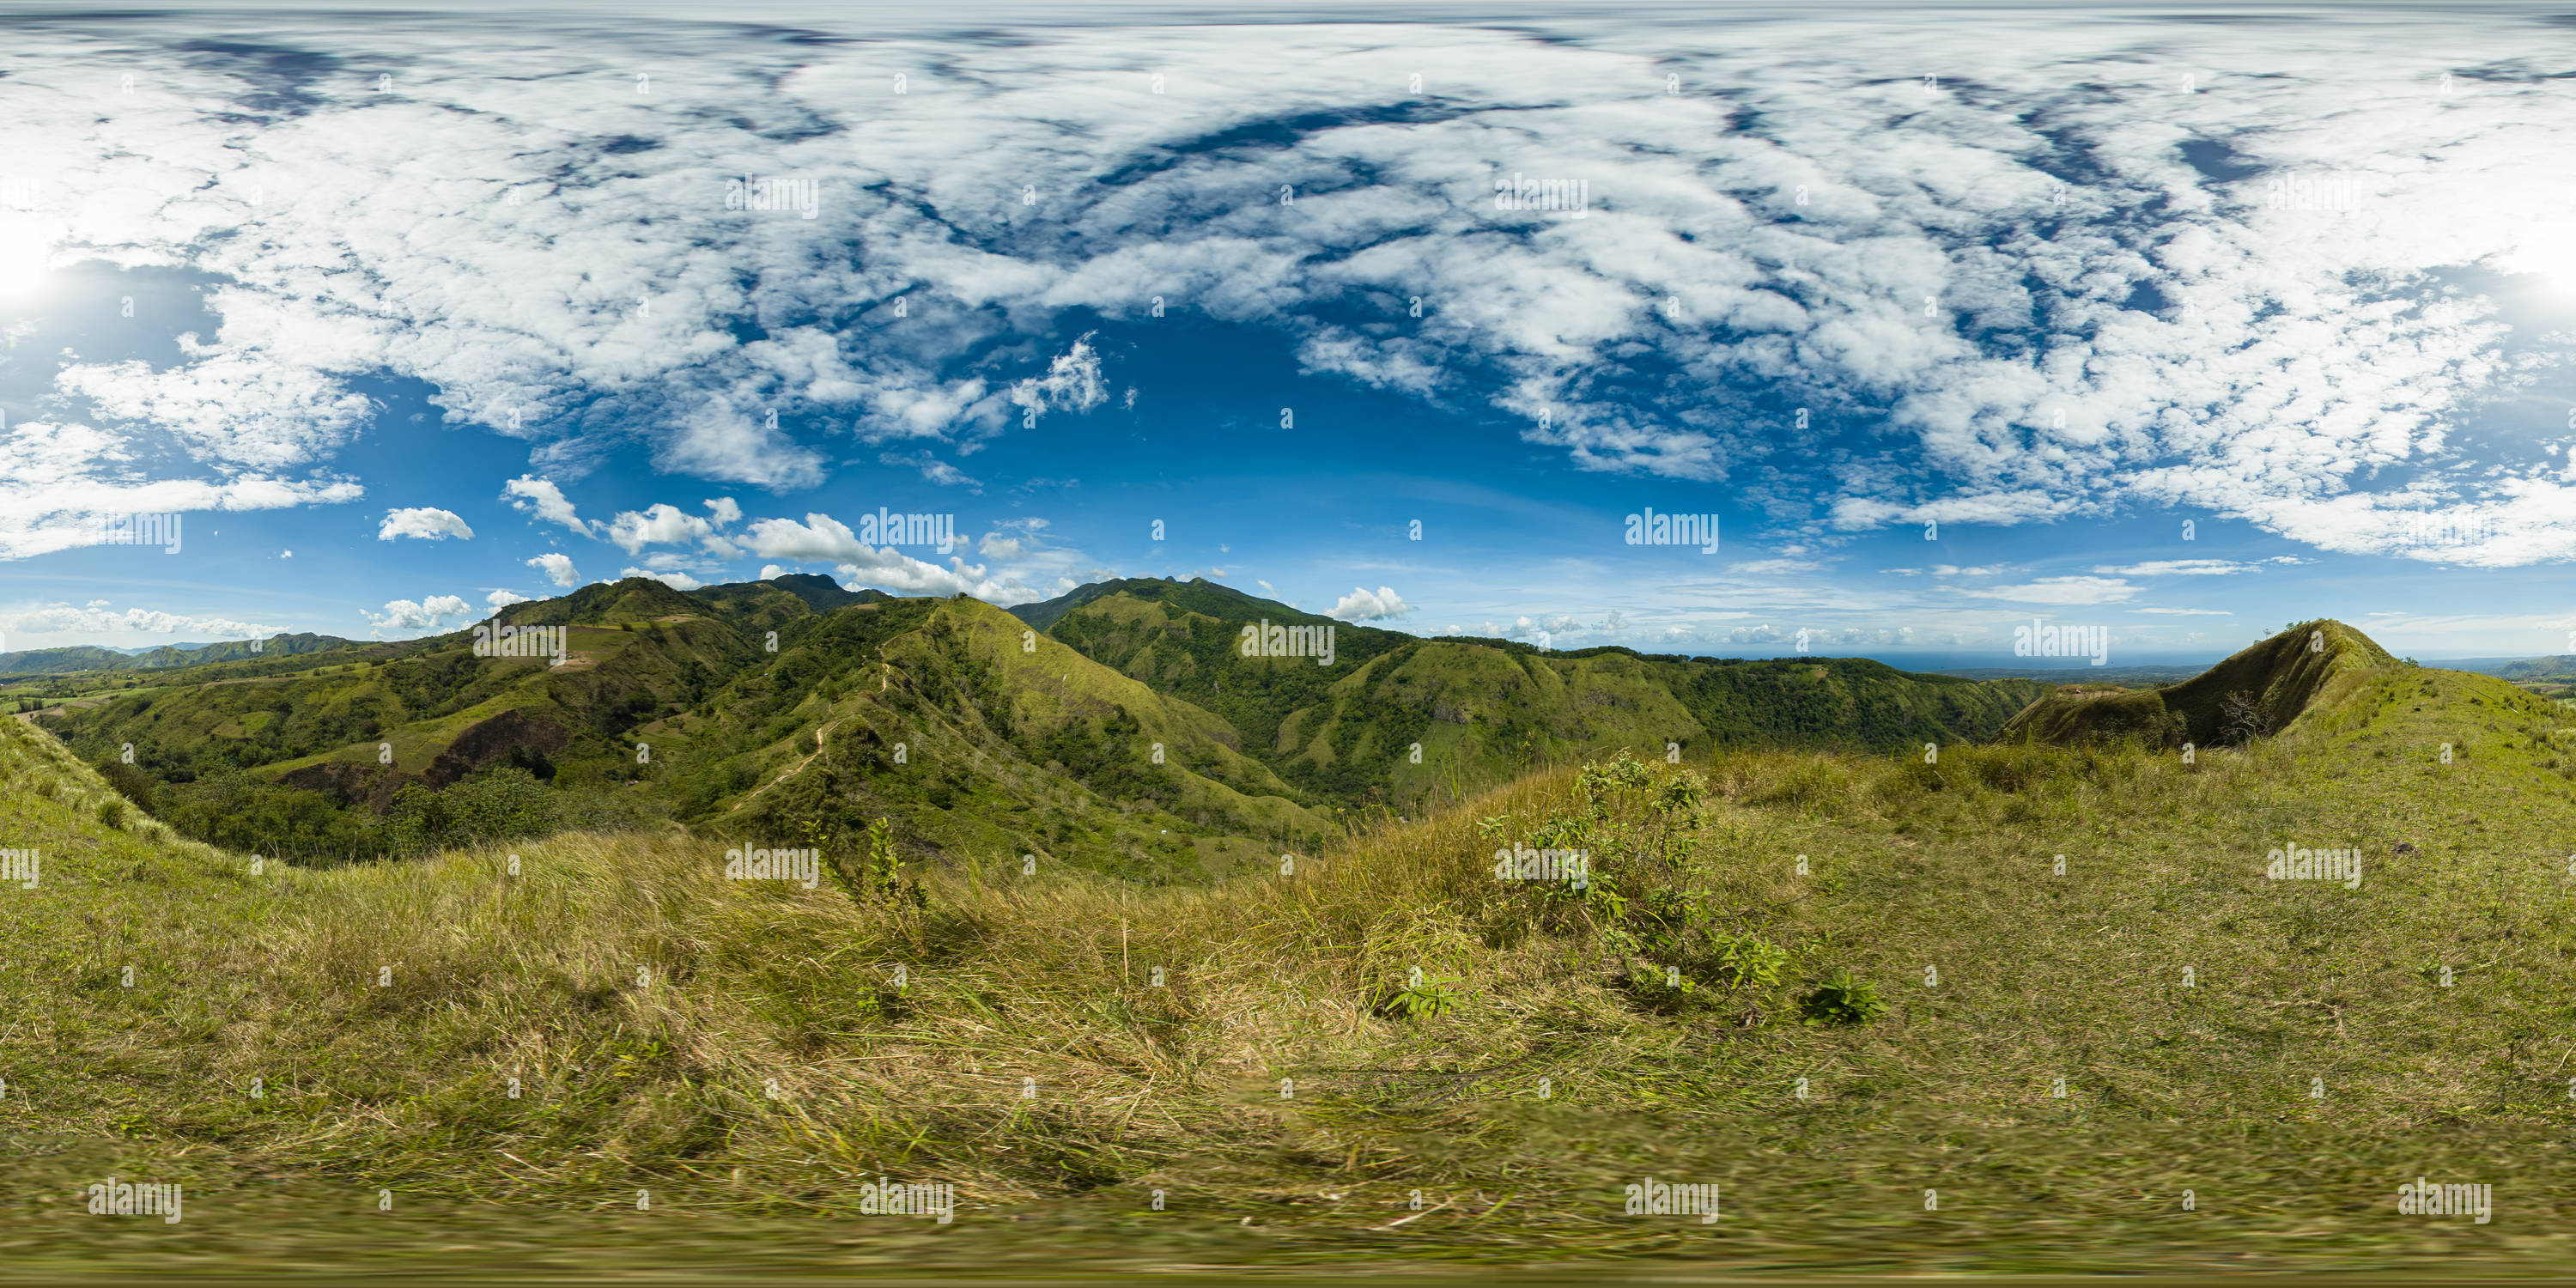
[3,13,2573,567]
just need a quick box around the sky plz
[1,3,2572,666]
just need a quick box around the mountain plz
[2449,654,2576,683]
[2002,619,2399,748]
[34,574,2054,873]
[0,633,357,677]
[1030,577,2050,805]
[0,645,131,676]
[38,577,1327,880]
[9,601,2571,1273]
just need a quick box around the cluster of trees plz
[132,765,655,866]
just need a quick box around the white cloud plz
[486,589,532,609]
[1009,334,1109,422]
[3,599,281,641]
[744,513,870,564]
[0,419,363,561]
[622,567,706,592]
[978,535,1024,560]
[704,497,742,527]
[56,351,374,471]
[881,451,982,490]
[745,511,1067,603]
[2092,560,2264,576]
[365,594,472,636]
[379,507,474,542]
[605,502,729,556]
[1328,586,1413,623]
[760,563,787,580]
[526,553,578,587]
[503,477,592,537]
[1953,576,2139,606]
[9,16,2573,565]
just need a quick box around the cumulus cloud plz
[606,503,715,555]
[744,511,1070,603]
[503,477,592,537]
[486,588,532,609]
[365,594,471,635]
[379,507,474,541]
[622,566,706,591]
[1009,334,1109,423]
[3,599,281,641]
[1328,586,1413,622]
[8,15,2573,566]
[600,498,744,556]
[526,553,579,587]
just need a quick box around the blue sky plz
[3,5,2572,666]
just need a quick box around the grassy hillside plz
[1040,578,2046,807]
[2003,619,2396,749]
[31,576,2047,879]
[0,632,356,677]
[35,581,1328,882]
[7,631,2574,1275]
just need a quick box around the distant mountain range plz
[0,634,356,677]
[2438,655,2576,682]
[24,574,2052,877]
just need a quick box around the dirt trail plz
[728,720,837,811]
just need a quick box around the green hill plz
[32,575,2053,874]
[4,626,2573,1276]
[2002,619,2397,748]
[1035,577,2048,806]
[37,580,1327,881]
[0,633,358,677]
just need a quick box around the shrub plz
[96,798,127,829]
[1710,932,1789,990]
[1799,969,1886,1025]
[1374,968,1463,1021]
[96,759,160,814]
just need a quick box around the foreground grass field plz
[3,629,2574,1278]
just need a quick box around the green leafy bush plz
[1799,969,1886,1025]
[1375,968,1463,1021]
[1711,932,1789,990]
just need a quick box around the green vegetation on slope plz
[2003,618,2397,749]
[1037,577,2046,808]
[33,576,2050,878]
[8,633,2575,1274]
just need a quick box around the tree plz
[2219,690,2275,745]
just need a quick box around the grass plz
[3,650,2575,1277]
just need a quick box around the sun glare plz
[0,221,50,298]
